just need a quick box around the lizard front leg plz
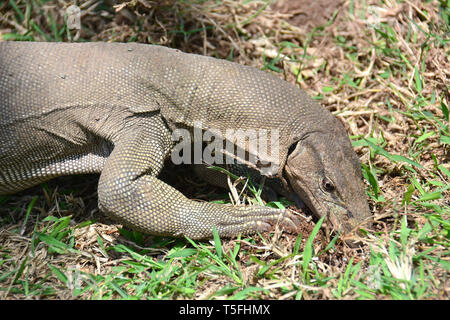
[98,117,300,239]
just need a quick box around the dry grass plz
[0,0,448,300]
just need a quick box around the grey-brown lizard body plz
[0,42,371,238]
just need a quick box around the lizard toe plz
[243,207,303,235]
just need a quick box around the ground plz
[273,0,343,28]
[0,0,448,300]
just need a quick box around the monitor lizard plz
[0,42,371,239]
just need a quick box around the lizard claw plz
[255,209,303,234]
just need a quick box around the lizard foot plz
[178,203,303,239]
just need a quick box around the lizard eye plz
[322,177,335,192]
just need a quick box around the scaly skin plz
[0,42,371,238]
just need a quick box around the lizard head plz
[282,124,371,235]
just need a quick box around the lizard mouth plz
[323,201,352,232]
[322,198,368,235]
